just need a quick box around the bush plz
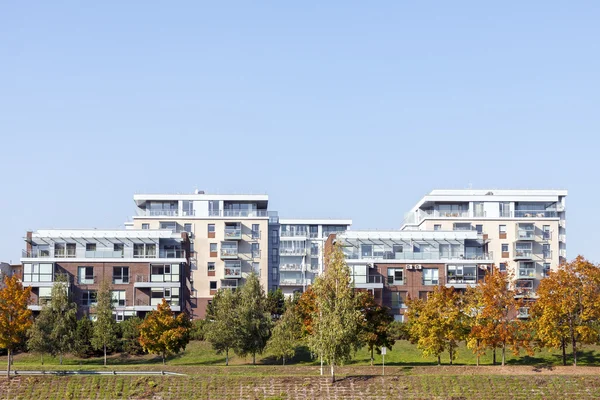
[389,321,410,341]
[120,317,145,355]
[190,319,207,341]
[74,318,96,358]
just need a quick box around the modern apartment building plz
[331,230,493,321]
[276,219,352,296]
[400,189,567,317]
[20,229,190,320]
[125,192,277,318]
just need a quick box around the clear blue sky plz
[1,1,599,263]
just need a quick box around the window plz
[208,224,215,234]
[115,312,125,322]
[311,242,319,256]
[252,262,260,276]
[134,243,155,258]
[142,223,149,230]
[272,248,278,263]
[543,244,551,258]
[82,290,97,306]
[361,244,373,258]
[151,287,180,306]
[160,221,177,231]
[543,263,551,277]
[86,243,96,252]
[252,243,260,258]
[309,225,318,238]
[78,266,94,284]
[54,243,65,257]
[310,257,318,270]
[272,230,278,244]
[499,225,506,234]
[499,263,507,272]
[422,268,439,285]
[23,263,53,283]
[207,262,215,272]
[543,225,551,240]
[501,244,509,252]
[182,200,194,216]
[184,223,192,233]
[252,224,260,239]
[113,243,124,256]
[38,287,52,306]
[392,245,403,254]
[113,267,129,284]
[434,224,441,231]
[210,243,217,253]
[111,291,126,307]
[387,268,404,285]
[210,281,217,290]
[475,225,483,234]
[391,292,406,309]
[151,264,180,282]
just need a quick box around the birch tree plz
[91,280,118,365]
[205,288,239,365]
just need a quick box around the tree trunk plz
[320,354,323,376]
[502,342,506,367]
[476,340,480,367]
[41,354,44,366]
[562,338,566,366]
[104,344,107,366]
[493,348,496,365]
[162,351,166,365]
[449,347,453,365]
[330,361,335,383]
[476,355,479,367]
[226,349,229,366]
[253,352,256,365]
[283,356,285,366]
[571,329,577,367]
[370,346,374,366]
[437,355,441,366]
[60,353,63,365]
[7,349,10,380]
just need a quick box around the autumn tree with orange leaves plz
[466,267,532,366]
[531,256,600,366]
[139,299,191,365]
[0,275,32,379]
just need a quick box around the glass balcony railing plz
[279,264,305,271]
[224,228,242,240]
[343,251,493,261]
[514,210,558,218]
[220,248,239,259]
[208,210,269,217]
[279,248,307,256]
[280,231,309,238]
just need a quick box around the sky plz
[0,1,599,263]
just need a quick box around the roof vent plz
[485,191,494,195]
[194,189,205,194]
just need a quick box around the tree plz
[466,267,529,366]
[405,286,467,365]
[0,275,32,378]
[47,276,78,365]
[296,287,317,337]
[356,290,395,366]
[91,280,118,365]
[139,299,191,364]
[73,318,95,358]
[308,242,361,382]
[120,317,144,355]
[205,288,239,365]
[235,272,272,365]
[266,288,286,320]
[27,310,53,365]
[531,256,600,366]
[267,298,302,365]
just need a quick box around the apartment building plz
[20,229,190,320]
[126,192,277,318]
[276,219,352,295]
[331,230,493,321]
[400,189,567,317]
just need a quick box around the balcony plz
[224,226,242,240]
[516,224,536,241]
[343,251,493,261]
[514,210,558,218]
[517,307,530,318]
[354,275,384,290]
[220,243,239,259]
[446,276,477,287]
[208,210,269,218]
[138,209,183,217]
[134,299,181,312]
[21,249,51,258]
[518,268,536,278]
[77,275,97,285]
[279,248,307,256]
[134,274,180,288]
[513,244,534,260]
[280,231,309,238]
[224,261,242,278]
[279,278,305,286]
[279,263,305,272]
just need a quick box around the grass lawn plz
[2,339,599,369]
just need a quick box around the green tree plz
[47,275,77,365]
[120,317,144,355]
[356,290,395,366]
[205,289,239,365]
[267,298,302,365]
[73,318,95,358]
[91,280,118,365]
[531,256,600,366]
[27,310,53,365]
[235,272,272,365]
[266,288,286,320]
[308,242,361,382]
[0,275,33,378]
[139,299,191,364]
[405,286,467,365]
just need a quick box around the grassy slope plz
[2,340,598,368]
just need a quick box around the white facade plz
[276,219,352,296]
[401,189,567,298]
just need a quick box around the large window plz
[86,243,96,252]
[252,224,260,239]
[23,263,53,282]
[160,221,177,231]
[361,244,372,258]
[252,243,260,258]
[82,290,97,306]
[151,264,180,282]
[78,266,94,284]
[390,292,406,309]
[113,267,129,284]
[447,265,476,283]
[55,243,76,257]
[112,291,126,307]
[387,268,404,285]
[38,287,52,306]
[422,268,439,285]
[133,243,156,258]
[311,242,319,256]
[151,287,180,306]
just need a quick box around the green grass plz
[2,340,598,369]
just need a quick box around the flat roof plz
[337,230,479,241]
[278,218,352,225]
[29,229,181,240]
